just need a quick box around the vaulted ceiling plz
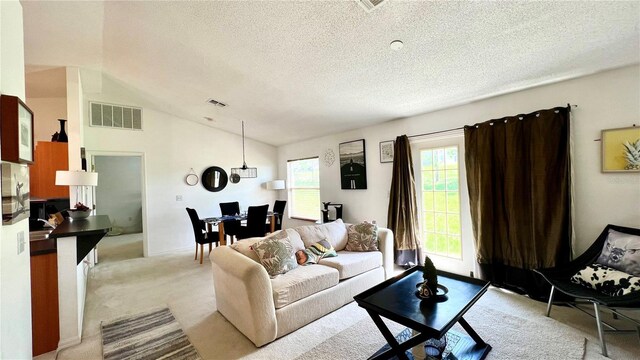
[21,1,639,146]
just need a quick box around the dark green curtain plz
[464,106,572,299]
[387,135,423,266]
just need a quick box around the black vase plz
[57,119,68,142]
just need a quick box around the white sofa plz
[210,219,394,347]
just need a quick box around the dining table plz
[203,212,276,245]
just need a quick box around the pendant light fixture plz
[231,121,257,180]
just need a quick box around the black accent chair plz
[535,224,640,357]
[236,204,269,240]
[272,200,287,231]
[186,207,219,264]
[219,201,241,244]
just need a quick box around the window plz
[287,157,320,220]
[420,146,462,259]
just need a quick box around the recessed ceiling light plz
[390,40,404,51]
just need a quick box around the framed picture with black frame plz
[379,140,394,163]
[339,139,367,189]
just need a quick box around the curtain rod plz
[406,103,577,139]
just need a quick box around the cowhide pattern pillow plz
[570,263,640,296]
[596,229,640,277]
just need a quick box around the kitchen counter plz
[49,215,111,264]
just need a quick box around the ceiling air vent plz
[89,101,142,130]
[357,0,387,12]
[207,98,227,108]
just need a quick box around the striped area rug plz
[101,307,202,360]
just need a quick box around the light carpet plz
[36,251,639,360]
[298,304,586,360]
[101,307,201,360]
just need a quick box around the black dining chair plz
[273,200,287,231]
[219,201,241,244]
[186,208,220,264]
[237,204,269,240]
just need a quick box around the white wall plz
[26,97,67,143]
[278,65,640,256]
[0,0,33,358]
[83,76,279,256]
[94,155,143,234]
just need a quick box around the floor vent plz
[357,0,387,12]
[90,102,143,130]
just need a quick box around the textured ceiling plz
[21,1,640,146]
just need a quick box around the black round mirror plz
[201,166,228,192]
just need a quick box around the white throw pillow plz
[294,219,348,251]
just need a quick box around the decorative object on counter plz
[1,94,34,163]
[56,119,68,142]
[379,140,395,163]
[201,166,228,192]
[266,180,285,190]
[185,168,199,186]
[339,139,367,189]
[323,148,335,167]
[230,121,257,178]
[55,170,99,211]
[1,162,30,225]
[68,202,91,220]
[51,132,59,142]
[601,125,640,172]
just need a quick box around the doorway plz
[413,135,476,276]
[90,153,146,262]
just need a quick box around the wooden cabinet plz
[30,142,69,199]
[30,251,60,356]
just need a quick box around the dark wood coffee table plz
[354,266,491,360]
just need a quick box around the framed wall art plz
[379,140,394,163]
[339,139,367,189]
[1,162,30,225]
[602,126,640,172]
[1,95,34,164]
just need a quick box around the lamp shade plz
[55,170,98,186]
[266,180,285,190]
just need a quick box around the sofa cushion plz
[252,236,297,277]
[294,218,348,251]
[229,237,262,263]
[318,251,382,280]
[271,264,339,309]
[346,222,379,251]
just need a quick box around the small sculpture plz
[423,254,438,295]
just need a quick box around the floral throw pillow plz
[346,222,378,252]
[571,263,640,296]
[251,236,297,277]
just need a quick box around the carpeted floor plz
[36,248,640,360]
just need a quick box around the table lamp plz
[266,180,285,190]
[55,170,99,209]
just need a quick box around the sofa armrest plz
[210,246,277,347]
[377,227,394,279]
